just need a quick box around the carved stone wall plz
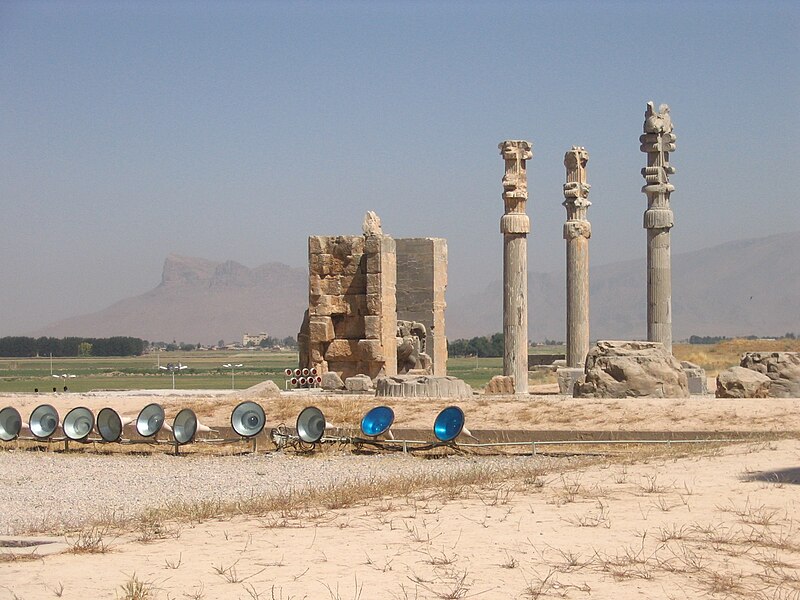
[301,217,448,381]
[395,238,448,376]
[303,233,397,379]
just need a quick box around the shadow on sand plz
[741,467,800,485]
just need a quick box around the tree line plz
[447,333,505,358]
[0,336,146,357]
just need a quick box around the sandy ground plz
[2,384,800,433]
[2,388,799,599]
[1,440,798,600]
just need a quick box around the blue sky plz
[1,1,798,334]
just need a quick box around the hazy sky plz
[1,1,798,335]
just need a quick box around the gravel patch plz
[0,450,560,534]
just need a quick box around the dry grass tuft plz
[116,573,155,600]
[65,525,114,554]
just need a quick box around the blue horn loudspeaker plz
[360,406,395,438]
[433,406,465,442]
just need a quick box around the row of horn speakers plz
[0,403,471,446]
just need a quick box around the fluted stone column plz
[640,102,677,353]
[499,140,532,394]
[563,146,591,368]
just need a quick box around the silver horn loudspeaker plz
[136,403,167,438]
[96,407,130,443]
[231,401,265,438]
[63,407,95,442]
[296,406,326,444]
[173,408,202,445]
[29,404,60,439]
[0,407,23,442]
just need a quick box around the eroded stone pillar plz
[563,146,591,368]
[640,102,677,353]
[499,140,532,394]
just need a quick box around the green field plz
[0,346,566,393]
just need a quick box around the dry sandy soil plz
[3,383,800,433]
[1,389,799,600]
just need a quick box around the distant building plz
[242,332,269,347]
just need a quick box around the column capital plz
[498,140,532,161]
[563,145,591,220]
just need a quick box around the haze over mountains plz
[31,232,799,344]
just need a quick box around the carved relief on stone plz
[498,140,532,235]
[499,140,532,202]
[640,102,677,205]
[563,220,591,240]
[362,210,383,236]
[396,319,432,374]
[562,146,591,222]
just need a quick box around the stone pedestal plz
[563,146,591,368]
[641,102,677,353]
[499,140,532,395]
[680,361,708,395]
[557,367,586,396]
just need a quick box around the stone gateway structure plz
[499,140,532,395]
[299,213,447,381]
[641,101,677,353]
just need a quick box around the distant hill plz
[33,232,800,344]
[446,231,800,341]
[31,255,308,344]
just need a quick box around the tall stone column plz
[499,140,532,394]
[563,146,591,368]
[640,102,677,353]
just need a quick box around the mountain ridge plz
[30,232,799,344]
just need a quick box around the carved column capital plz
[499,140,533,207]
[563,145,591,222]
[641,101,676,231]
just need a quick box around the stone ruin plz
[717,352,800,398]
[298,212,447,381]
[575,340,689,398]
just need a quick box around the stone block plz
[345,374,374,392]
[484,375,515,395]
[680,361,708,395]
[342,255,364,275]
[320,371,345,391]
[365,293,382,316]
[313,294,346,316]
[324,339,360,361]
[364,235,381,254]
[357,339,384,361]
[363,315,381,340]
[308,316,335,342]
[740,352,800,398]
[375,375,472,398]
[366,273,382,295]
[716,366,771,398]
[575,340,689,398]
[366,252,382,274]
[557,367,585,396]
[308,236,327,255]
[332,316,365,339]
